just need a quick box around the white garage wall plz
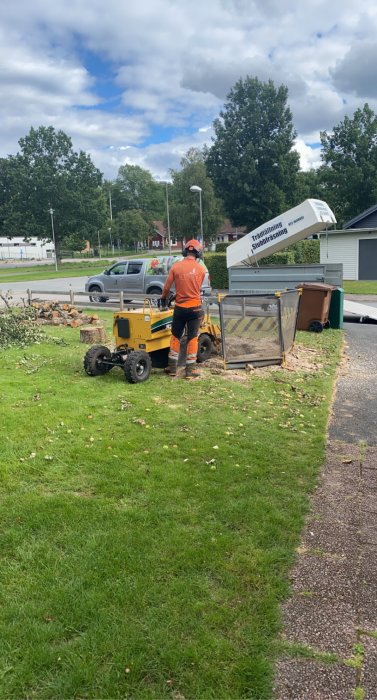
[320,233,358,279]
[320,233,377,280]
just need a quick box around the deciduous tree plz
[113,209,152,250]
[168,149,223,243]
[320,104,377,225]
[1,126,107,258]
[205,76,300,229]
[112,164,165,219]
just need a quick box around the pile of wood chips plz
[31,301,102,328]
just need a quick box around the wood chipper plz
[83,298,221,383]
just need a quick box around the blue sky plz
[0,0,376,181]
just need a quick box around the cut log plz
[80,325,106,344]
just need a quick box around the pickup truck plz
[85,255,211,302]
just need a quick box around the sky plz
[1,0,377,182]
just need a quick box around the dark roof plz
[152,220,166,237]
[217,219,247,234]
[344,203,377,229]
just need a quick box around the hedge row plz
[204,254,228,290]
[206,239,320,290]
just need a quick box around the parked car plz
[85,255,212,302]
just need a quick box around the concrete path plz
[274,318,377,699]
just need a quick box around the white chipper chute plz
[226,199,337,268]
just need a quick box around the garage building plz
[320,203,377,280]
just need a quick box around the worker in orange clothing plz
[161,239,206,379]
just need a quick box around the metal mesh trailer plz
[219,290,300,369]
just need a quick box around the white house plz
[320,204,377,280]
[0,237,55,260]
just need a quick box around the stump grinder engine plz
[83,297,220,384]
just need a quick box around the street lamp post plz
[108,228,114,255]
[97,230,102,258]
[189,185,203,241]
[108,185,114,254]
[48,207,58,271]
[165,182,172,255]
[109,186,113,222]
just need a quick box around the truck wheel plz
[124,351,152,383]
[147,286,162,295]
[197,333,213,363]
[88,285,108,303]
[84,346,112,375]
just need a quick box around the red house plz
[148,221,181,250]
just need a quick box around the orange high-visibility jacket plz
[162,257,206,308]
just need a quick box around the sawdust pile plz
[203,343,322,382]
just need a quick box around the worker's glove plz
[158,297,168,310]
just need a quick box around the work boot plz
[164,358,178,376]
[185,364,201,380]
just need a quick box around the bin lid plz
[296,282,336,291]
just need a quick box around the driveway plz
[274,316,377,699]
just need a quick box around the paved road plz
[275,314,377,700]
[0,276,87,293]
[0,276,89,305]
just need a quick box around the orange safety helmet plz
[183,239,203,258]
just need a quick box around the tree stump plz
[80,325,106,344]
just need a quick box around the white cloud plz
[0,0,377,179]
[294,139,322,171]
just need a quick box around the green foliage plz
[0,303,44,348]
[205,253,228,289]
[215,242,231,252]
[169,148,224,242]
[111,165,165,219]
[288,239,320,264]
[296,170,326,202]
[0,126,107,256]
[259,251,295,265]
[277,640,338,663]
[345,643,364,669]
[113,209,152,249]
[205,76,300,230]
[320,104,377,225]
[248,240,319,266]
[60,232,88,252]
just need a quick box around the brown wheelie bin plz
[296,283,335,332]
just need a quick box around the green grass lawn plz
[342,280,377,294]
[0,317,342,699]
[0,261,115,284]
[0,254,163,284]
